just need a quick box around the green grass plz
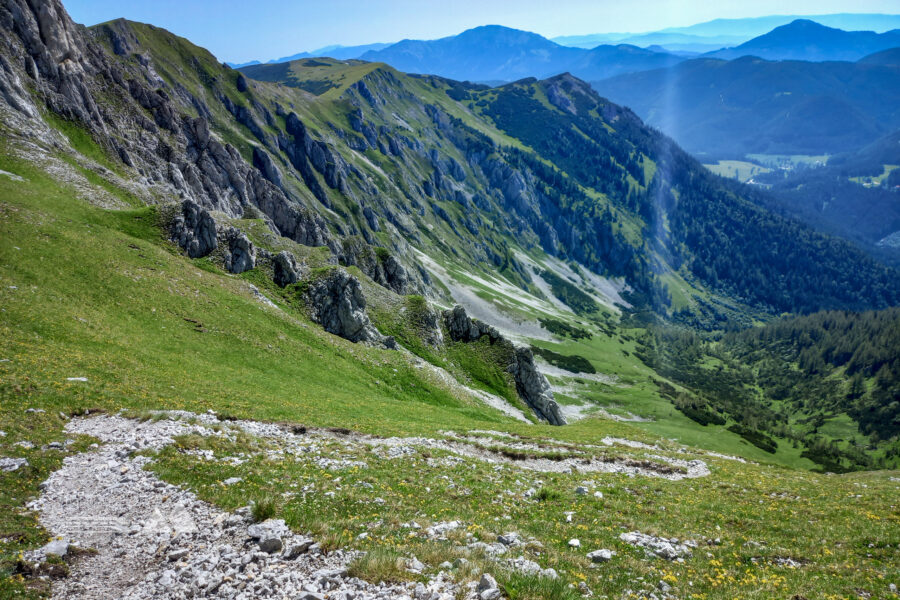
[849,164,899,186]
[703,160,771,182]
[145,421,900,600]
[42,111,123,175]
[0,141,897,600]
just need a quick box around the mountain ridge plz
[1,5,899,598]
[591,54,900,157]
[708,18,900,61]
[355,24,684,82]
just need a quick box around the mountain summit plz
[359,24,682,82]
[710,19,900,61]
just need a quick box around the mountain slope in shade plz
[752,129,900,261]
[591,55,900,157]
[709,19,900,62]
[359,25,683,82]
[859,46,900,66]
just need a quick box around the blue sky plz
[65,0,900,64]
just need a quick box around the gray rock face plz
[171,200,217,258]
[272,250,301,287]
[511,346,566,426]
[339,237,415,295]
[223,228,255,274]
[252,146,283,188]
[304,268,394,348]
[444,305,500,343]
[442,305,566,425]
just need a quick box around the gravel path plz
[23,412,712,597]
[26,415,460,600]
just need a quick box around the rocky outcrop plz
[170,200,217,258]
[444,305,500,343]
[339,237,414,295]
[511,347,566,426]
[443,305,566,425]
[170,200,256,274]
[304,268,395,348]
[272,250,301,287]
[223,228,255,274]
[252,146,283,188]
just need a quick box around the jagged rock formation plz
[510,347,566,426]
[443,306,566,425]
[339,237,411,294]
[170,200,217,259]
[0,0,423,295]
[3,0,895,335]
[304,268,395,348]
[272,250,301,287]
[223,228,255,274]
[169,199,255,273]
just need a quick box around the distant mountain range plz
[591,51,900,157]
[708,19,900,61]
[357,25,686,82]
[554,13,900,51]
[228,43,390,68]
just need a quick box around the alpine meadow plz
[0,2,898,600]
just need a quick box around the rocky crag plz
[443,306,566,425]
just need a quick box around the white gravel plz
[25,415,461,599]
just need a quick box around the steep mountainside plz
[1,0,899,455]
[592,55,900,156]
[709,19,900,62]
[358,25,684,82]
[1,4,899,597]
[860,46,900,66]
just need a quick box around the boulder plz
[477,574,498,592]
[272,251,301,287]
[42,539,69,557]
[223,228,255,274]
[304,268,394,348]
[498,532,521,546]
[0,457,28,472]
[171,200,217,258]
[282,536,315,559]
[587,549,614,563]
[247,519,289,554]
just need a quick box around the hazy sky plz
[65,0,900,63]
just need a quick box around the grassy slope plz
[0,141,897,600]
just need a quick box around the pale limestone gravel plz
[412,357,531,423]
[24,412,709,600]
[28,415,461,600]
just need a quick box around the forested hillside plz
[638,309,900,471]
